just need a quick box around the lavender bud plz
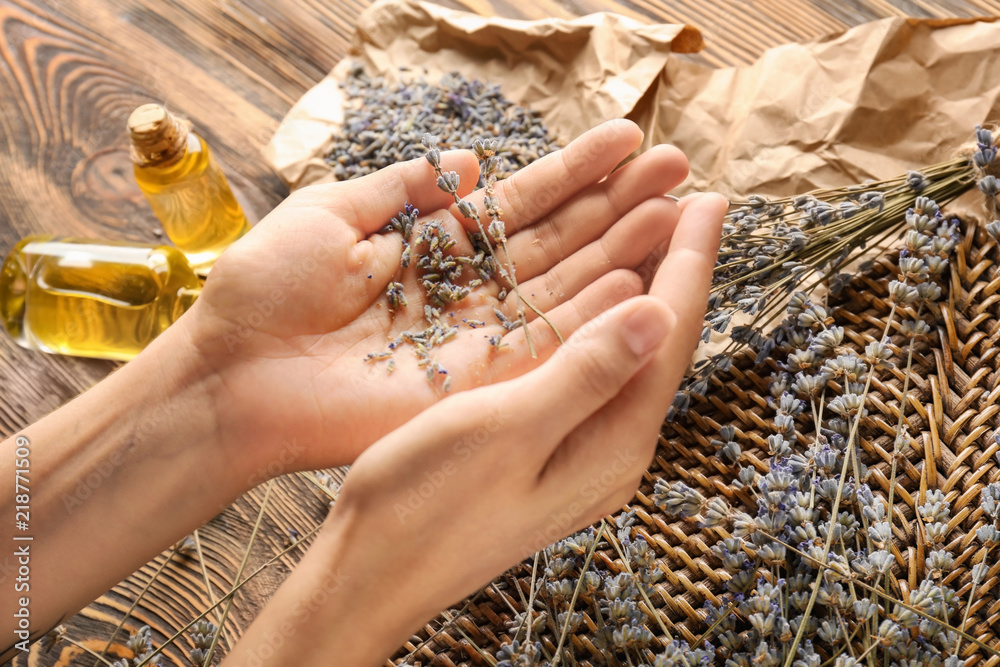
[863,340,893,369]
[809,327,843,355]
[786,292,809,316]
[797,305,827,328]
[903,230,932,253]
[977,125,994,148]
[828,392,865,418]
[456,198,478,220]
[979,175,999,197]
[914,196,940,215]
[916,281,942,301]
[888,280,919,306]
[653,480,705,518]
[720,440,741,464]
[905,170,927,191]
[975,145,998,167]
[981,482,1000,518]
[898,256,928,280]
[424,148,441,168]
[839,201,860,218]
[859,190,885,211]
[793,194,817,210]
[899,318,931,338]
[701,497,730,527]
[925,548,954,577]
[925,522,948,543]
[987,220,1000,242]
[869,550,893,574]
[488,218,506,242]
[809,202,837,225]
[906,209,934,233]
[878,619,905,644]
[421,132,439,149]
[923,255,949,275]
[435,170,460,194]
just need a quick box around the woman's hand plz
[184,119,690,472]
[220,192,728,667]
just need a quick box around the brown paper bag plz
[263,0,702,191]
[265,1,998,202]
[637,17,1000,197]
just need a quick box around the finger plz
[455,119,643,237]
[539,194,727,494]
[511,295,675,443]
[642,191,729,283]
[538,359,667,510]
[511,197,680,316]
[503,144,689,282]
[291,150,481,240]
[650,192,728,358]
[488,269,643,381]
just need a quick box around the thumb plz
[515,296,675,442]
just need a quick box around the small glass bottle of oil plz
[0,236,201,361]
[129,104,249,270]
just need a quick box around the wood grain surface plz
[2,0,999,665]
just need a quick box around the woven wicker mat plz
[392,218,1000,665]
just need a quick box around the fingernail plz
[622,304,671,357]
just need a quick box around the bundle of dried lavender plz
[625,128,1000,667]
[475,193,963,667]
[325,63,561,183]
[671,128,996,419]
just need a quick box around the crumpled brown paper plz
[263,0,702,190]
[637,16,1000,198]
[265,1,999,200]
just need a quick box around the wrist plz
[223,502,433,667]
[156,310,261,496]
[0,315,247,636]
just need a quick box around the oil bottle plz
[129,104,249,270]
[0,236,201,361]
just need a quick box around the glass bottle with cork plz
[128,103,250,270]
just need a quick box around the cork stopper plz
[127,104,190,167]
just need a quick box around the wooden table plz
[2,0,998,665]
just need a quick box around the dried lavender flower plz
[327,65,560,182]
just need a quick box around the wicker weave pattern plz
[393,222,1000,666]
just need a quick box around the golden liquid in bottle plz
[0,237,200,361]
[133,132,249,270]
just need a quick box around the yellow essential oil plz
[129,104,249,270]
[0,236,200,361]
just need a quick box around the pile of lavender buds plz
[363,135,547,388]
[325,63,561,183]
